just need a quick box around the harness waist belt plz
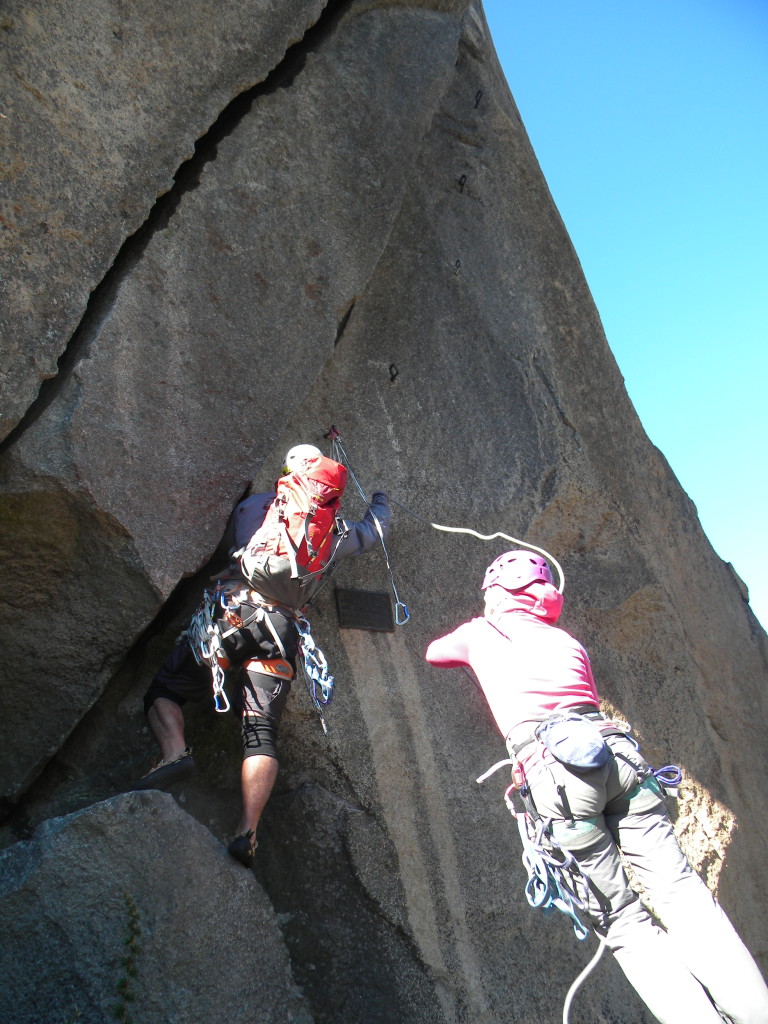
[243,589,297,616]
[505,704,606,758]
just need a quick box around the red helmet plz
[482,549,554,592]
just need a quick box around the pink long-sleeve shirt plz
[425,584,599,739]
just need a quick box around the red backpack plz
[240,454,348,607]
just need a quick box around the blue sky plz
[482,0,768,628]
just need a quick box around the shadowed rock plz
[0,791,312,1024]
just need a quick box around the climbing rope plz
[325,425,564,615]
[326,426,410,623]
[388,495,565,594]
[477,759,592,937]
[513,803,591,940]
[561,938,608,1024]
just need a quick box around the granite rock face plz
[0,0,329,440]
[0,792,312,1024]
[1,1,767,1022]
[0,0,465,804]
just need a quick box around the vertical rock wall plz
[0,0,466,802]
[1,0,766,1021]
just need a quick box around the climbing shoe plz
[130,748,196,791]
[227,829,257,867]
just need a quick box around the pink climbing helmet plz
[482,549,554,592]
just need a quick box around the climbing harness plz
[185,581,336,730]
[477,713,682,1024]
[186,581,288,714]
[326,426,410,624]
[387,495,565,594]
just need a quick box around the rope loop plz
[388,495,566,593]
[654,764,683,788]
[515,811,591,940]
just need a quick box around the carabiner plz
[214,689,231,713]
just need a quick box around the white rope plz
[325,429,564,596]
[562,937,608,1024]
[389,496,565,593]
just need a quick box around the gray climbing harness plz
[186,582,336,730]
[477,715,682,1024]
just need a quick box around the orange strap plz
[242,657,294,680]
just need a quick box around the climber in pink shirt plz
[426,549,768,1024]
[425,568,598,738]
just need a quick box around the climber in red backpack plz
[426,550,768,1024]
[132,444,390,867]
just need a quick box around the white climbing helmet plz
[283,444,322,474]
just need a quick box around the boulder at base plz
[0,791,311,1024]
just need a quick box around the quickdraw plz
[186,586,231,713]
[295,614,334,733]
[326,425,561,613]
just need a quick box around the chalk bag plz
[537,715,610,772]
